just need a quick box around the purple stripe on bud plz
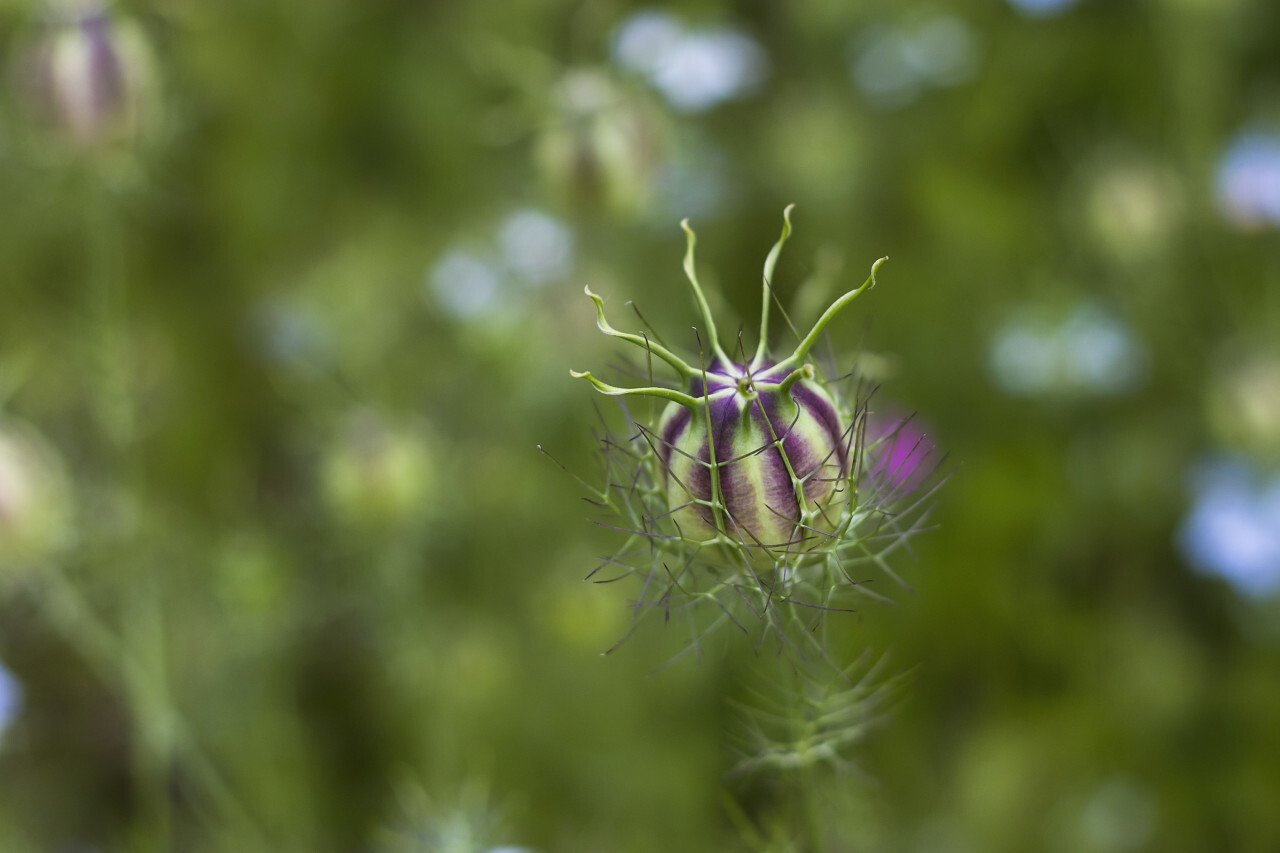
[656,404,691,472]
[790,384,848,473]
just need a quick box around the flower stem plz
[798,762,828,853]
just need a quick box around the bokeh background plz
[2,0,1280,850]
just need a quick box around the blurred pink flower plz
[866,410,937,493]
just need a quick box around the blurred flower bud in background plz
[1079,154,1183,266]
[535,69,668,218]
[322,410,436,530]
[17,0,157,151]
[1207,351,1280,462]
[0,419,72,574]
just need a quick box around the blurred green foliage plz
[2,0,1280,851]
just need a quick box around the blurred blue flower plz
[850,17,978,108]
[0,660,21,743]
[498,210,574,285]
[1058,304,1143,394]
[1080,778,1157,852]
[1006,0,1079,17]
[247,299,334,368]
[1215,130,1280,229]
[652,144,733,221]
[428,210,576,322]
[988,302,1144,397]
[611,10,684,78]
[649,30,765,112]
[612,11,766,113]
[427,250,504,321]
[1178,457,1280,597]
[987,323,1058,395]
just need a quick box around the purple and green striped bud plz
[572,206,886,564]
[653,358,846,555]
[20,1,157,150]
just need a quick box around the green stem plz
[87,188,133,453]
[798,762,827,853]
[785,668,826,853]
[124,582,173,852]
[40,562,270,847]
[80,184,268,849]
[88,183,172,848]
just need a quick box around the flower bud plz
[1207,352,1280,461]
[321,410,436,530]
[552,208,946,664]
[0,419,72,573]
[571,207,887,566]
[20,1,157,149]
[655,358,847,554]
[535,69,668,218]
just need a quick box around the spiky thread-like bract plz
[560,207,941,667]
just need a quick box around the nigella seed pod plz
[553,207,944,663]
[655,359,847,554]
[571,207,888,566]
